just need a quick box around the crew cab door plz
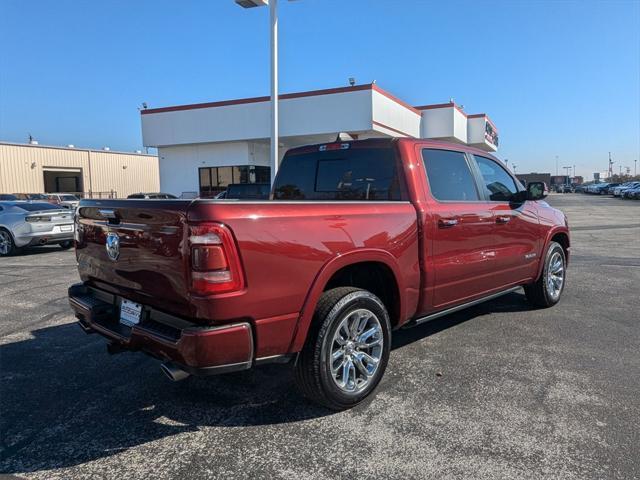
[470,155,541,286]
[421,148,498,309]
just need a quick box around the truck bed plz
[75,198,421,357]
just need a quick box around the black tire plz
[59,240,74,250]
[524,241,566,308]
[0,228,17,257]
[294,287,391,411]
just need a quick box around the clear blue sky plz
[1,0,638,179]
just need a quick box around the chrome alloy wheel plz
[0,230,12,255]
[546,251,565,300]
[330,308,383,394]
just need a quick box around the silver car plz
[0,201,75,256]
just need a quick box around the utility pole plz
[235,0,286,186]
[608,152,614,180]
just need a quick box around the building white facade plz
[141,84,498,197]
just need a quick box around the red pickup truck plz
[69,138,569,410]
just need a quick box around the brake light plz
[188,223,244,295]
[319,143,350,151]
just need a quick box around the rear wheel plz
[524,241,566,308]
[0,229,17,257]
[59,240,74,250]
[294,287,391,410]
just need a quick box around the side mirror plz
[526,181,548,201]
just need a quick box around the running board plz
[404,286,522,328]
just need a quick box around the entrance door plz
[43,168,83,193]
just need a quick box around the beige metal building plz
[0,142,160,198]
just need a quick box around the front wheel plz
[524,241,566,308]
[294,287,391,410]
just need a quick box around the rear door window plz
[422,149,480,201]
[274,146,404,201]
[473,155,519,201]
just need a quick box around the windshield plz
[16,202,62,212]
[60,195,79,201]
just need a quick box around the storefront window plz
[198,165,271,198]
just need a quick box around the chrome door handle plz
[438,218,459,228]
[496,215,511,224]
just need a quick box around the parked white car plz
[47,193,80,209]
[0,201,74,256]
[613,182,640,197]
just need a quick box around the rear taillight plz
[26,216,51,223]
[188,223,244,295]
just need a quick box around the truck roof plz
[285,137,500,161]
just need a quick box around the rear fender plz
[287,249,406,353]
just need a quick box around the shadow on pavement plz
[0,292,529,474]
[9,245,72,257]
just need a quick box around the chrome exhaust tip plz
[160,362,190,382]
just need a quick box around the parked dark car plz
[127,192,178,199]
[605,183,621,195]
[0,194,18,201]
[554,184,573,193]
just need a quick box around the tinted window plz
[16,202,61,212]
[474,156,518,201]
[273,147,403,201]
[422,149,479,201]
[128,194,144,199]
[227,184,270,199]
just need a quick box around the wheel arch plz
[288,249,406,353]
[535,227,570,280]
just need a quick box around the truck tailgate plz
[75,200,193,315]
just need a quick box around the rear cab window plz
[422,149,480,201]
[273,143,406,201]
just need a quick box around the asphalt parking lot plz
[1,194,638,480]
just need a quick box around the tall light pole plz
[512,164,517,174]
[635,159,637,177]
[235,0,292,185]
[555,155,559,176]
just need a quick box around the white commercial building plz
[141,84,498,198]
